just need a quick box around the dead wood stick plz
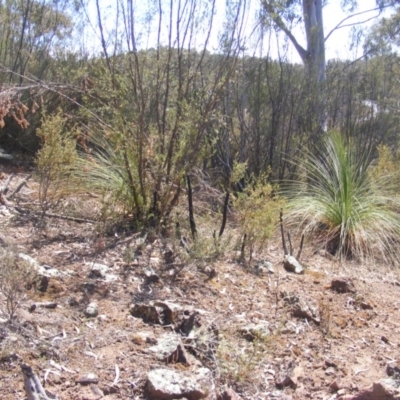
[287,232,293,256]
[219,191,229,238]
[13,207,95,224]
[7,174,31,199]
[296,234,305,261]
[21,363,59,400]
[0,173,14,194]
[240,233,247,261]
[186,175,197,240]
[280,210,288,256]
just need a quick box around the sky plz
[84,0,392,62]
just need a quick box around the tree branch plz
[260,0,309,62]
[325,6,385,42]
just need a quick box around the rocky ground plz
[1,166,400,400]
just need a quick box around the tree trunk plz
[303,0,326,83]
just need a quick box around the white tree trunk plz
[303,0,326,83]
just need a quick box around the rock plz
[217,388,241,400]
[18,253,40,269]
[34,301,57,309]
[143,268,161,284]
[331,277,356,294]
[85,302,98,318]
[292,298,320,323]
[337,379,400,400]
[359,301,374,310]
[148,333,199,366]
[387,362,400,378]
[18,253,64,292]
[255,260,274,275]
[87,262,110,278]
[240,322,270,341]
[282,292,320,324]
[275,361,302,389]
[329,379,342,392]
[77,372,99,385]
[283,255,304,274]
[130,301,205,332]
[145,368,211,400]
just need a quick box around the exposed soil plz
[1,165,400,400]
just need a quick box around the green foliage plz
[233,174,284,259]
[35,111,78,213]
[285,132,400,264]
[370,144,399,180]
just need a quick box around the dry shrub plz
[0,250,36,321]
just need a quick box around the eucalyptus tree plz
[259,0,398,84]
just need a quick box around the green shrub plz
[35,111,78,214]
[233,175,284,261]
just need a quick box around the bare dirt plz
[1,165,400,400]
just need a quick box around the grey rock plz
[282,292,319,324]
[142,268,161,284]
[85,302,98,318]
[275,361,303,390]
[18,253,63,293]
[387,362,400,378]
[240,322,270,341]
[148,333,198,366]
[131,301,205,332]
[87,262,109,278]
[145,368,210,400]
[38,265,61,278]
[292,297,320,324]
[77,372,99,385]
[283,255,304,274]
[255,260,274,275]
[18,253,40,269]
[103,273,118,282]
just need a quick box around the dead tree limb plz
[0,173,14,195]
[287,232,293,256]
[280,209,288,255]
[8,174,31,199]
[219,191,229,238]
[21,363,59,400]
[186,175,197,240]
[296,234,305,260]
[240,233,247,262]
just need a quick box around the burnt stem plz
[186,174,197,240]
[219,191,229,238]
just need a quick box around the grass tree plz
[285,132,400,265]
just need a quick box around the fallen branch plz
[13,206,95,224]
[21,363,59,400]
[0,173,14,195]
[7,174,32,199]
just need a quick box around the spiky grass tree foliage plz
[285,132,400,264]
